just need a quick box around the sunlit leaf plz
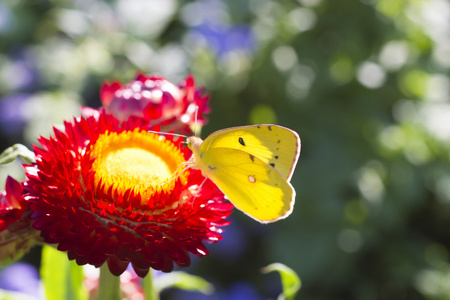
[154,271,214,295]
[262,263,301,300]
[41,245,88,300]
[97,265,121,300]
[0,144,35,165]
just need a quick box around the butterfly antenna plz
[193,105,199,137]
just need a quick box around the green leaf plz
[262,263,301,300]
[0,144,35,165]
[142,269,159,300]
[41,245,88,300]
[154,271,214,295]
[97,264,121,300]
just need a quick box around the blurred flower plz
[0,94,29,136]
[99,73,209,134]
[222,282,263,300]
[192,23,255,58]
[0,176,41,265]
[169,281,262,300]
[182,0,255,58]
[0,57,38,91]
[25,111,233,277]
[0,262,42,299]
[210,221,247,262]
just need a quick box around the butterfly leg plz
[190,177,209,208]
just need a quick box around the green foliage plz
[41,246,88,300]
[262,263,301,300]
[155,271,214,295]
[97,265,121,300]
[0,144,35,165]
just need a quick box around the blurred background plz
[0,0,450,299]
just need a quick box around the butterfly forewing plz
[199,147,295,223]
[199,125,300,181]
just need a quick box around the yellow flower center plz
[89,129,188,204]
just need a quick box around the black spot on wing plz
[268,126,272,131]
[277,140,281,144]
[275,155,279,159]
[249,154,255,162]
[270,163,275,168]
[208,165,217,170]
[239,137,245,146]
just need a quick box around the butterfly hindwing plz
[199,125,300,181]
[199,147,295,223]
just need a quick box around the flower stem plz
[143,269,159,300]
[97,264,121,300]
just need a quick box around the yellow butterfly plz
[187,124,300,223]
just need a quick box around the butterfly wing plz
[199,125,300,181]
[198,147,295,223]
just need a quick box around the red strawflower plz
[24,112,233,277]
[100,73,210,135]
[0,176,41,264]
[0,176,25,232]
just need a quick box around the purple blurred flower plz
[0,263,42,299]
[168,289,211,300]
[211,221,248,261]
[4,58,37,91]
[193,23,255,57]
[220,282,263,300]
[185,0,256,57]
[168,281,263,300]
[0,93,29,136]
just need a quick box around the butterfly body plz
[187,124,300,223]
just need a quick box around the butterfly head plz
[187,136,203,152]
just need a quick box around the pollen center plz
[90,129,187,202]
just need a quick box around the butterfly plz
[187,124,300,223]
